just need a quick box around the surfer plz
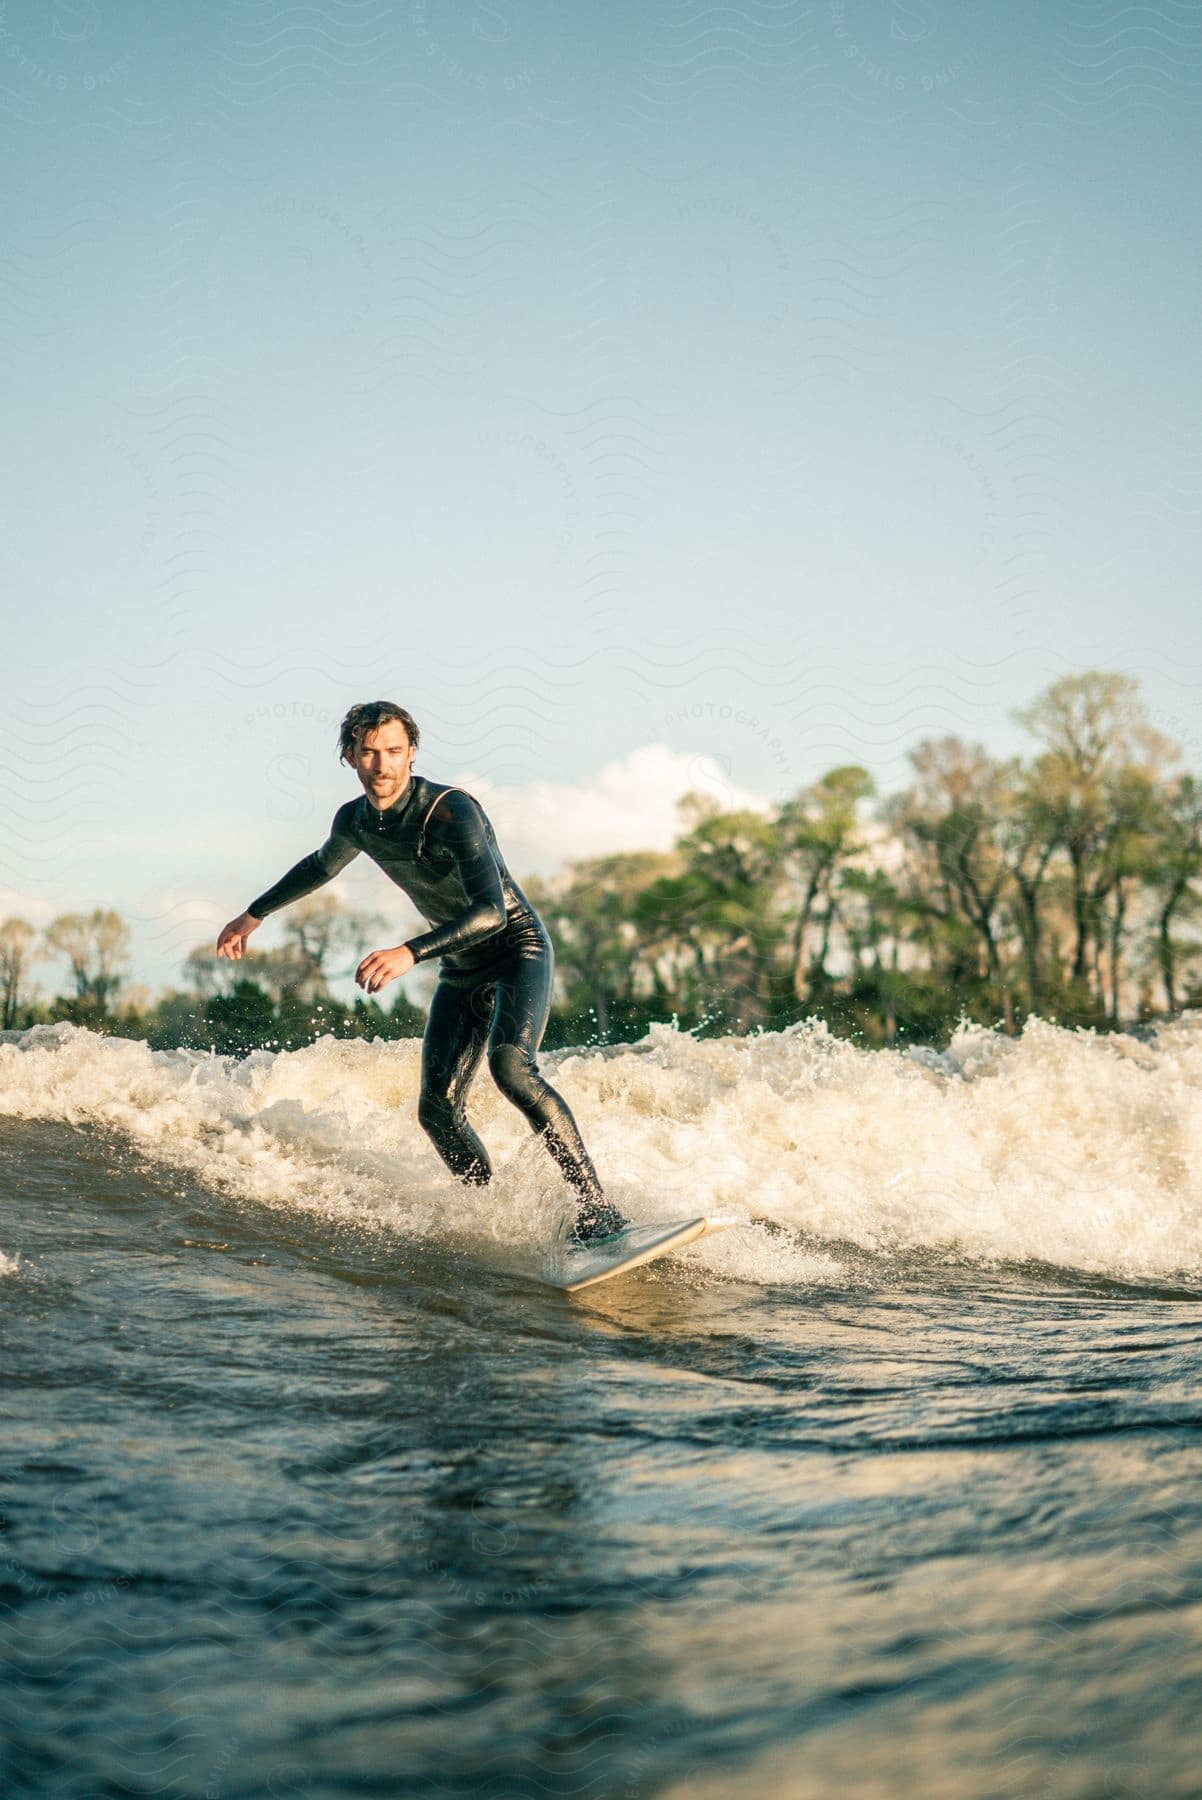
[216,700,626,1246]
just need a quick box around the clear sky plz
[3,0,1201,1002]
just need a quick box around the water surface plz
[3,1020,1202,1797]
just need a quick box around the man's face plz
[352,721,416,807]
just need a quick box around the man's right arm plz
[245,805,361,920]
[217,807,361,958]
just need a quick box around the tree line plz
[3,673,1200,1054]
[0,893,426,1053]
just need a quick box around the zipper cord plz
[416,786,467,860]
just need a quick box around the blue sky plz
[3,0,1201,1001]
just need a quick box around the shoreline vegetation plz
[4,673,1201,1056]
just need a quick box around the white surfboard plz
[550,1216,731,1293]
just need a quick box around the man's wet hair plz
[338,701,421,765]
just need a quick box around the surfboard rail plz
[549,1216,729,1293]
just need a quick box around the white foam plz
[3,1014,1202,1283]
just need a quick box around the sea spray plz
[2,1014,1201,1282]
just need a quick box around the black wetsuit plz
[246,774,623,1239]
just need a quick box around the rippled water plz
[3,1021,1202,1796]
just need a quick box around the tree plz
[1145,772,1202,1014]
[666,796,785,1029]
[778,766,875,1001]
[0,917,39,1029]
[995,760,1061,1020]
[182,944,243,999]
[279,892,387,991]
[1097,767,1162,1025]
[144,989,207,1050]
[203,979,277,1056]
[527,850,676,1041]
[188,895,389,1007]
[241,943,324,1005]
[887,739,1014,1027]
[1015,673,1177,995]
[42,909,130,1010]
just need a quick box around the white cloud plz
[0,889,56,926]
[458,742,773,875]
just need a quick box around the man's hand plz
[356,943,416,995]
[216,912,261,961]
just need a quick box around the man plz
[216,700,626,1245]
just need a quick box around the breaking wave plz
[3,1013,1202,1285]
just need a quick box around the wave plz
[2,1014,1201,1285]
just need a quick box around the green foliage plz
[202,980,277,1055]
[189,982,425,1056]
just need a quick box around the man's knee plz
[418,1086,454,1136]
[488,1042,541,1108]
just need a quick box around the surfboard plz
[550,1216,731,1293]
